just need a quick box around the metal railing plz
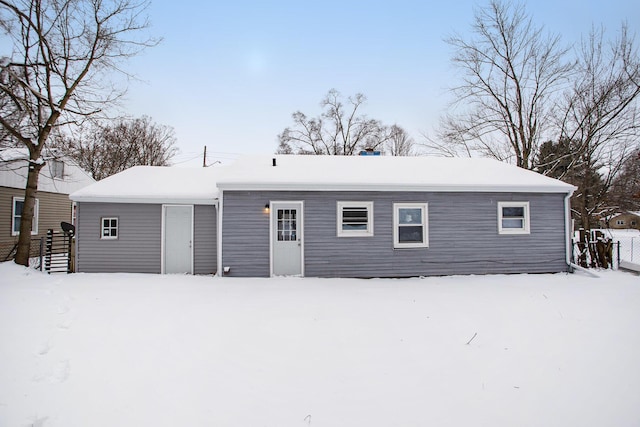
[44,229,73,274]
[3,229,74,273]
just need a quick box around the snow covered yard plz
[1,263,639,427]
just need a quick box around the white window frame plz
[498,201,530,235]
[12,197,39,236]
[101,217,119,240]
[337,201,374,237]
[393,203,428,248]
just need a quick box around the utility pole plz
[203,145,207,167]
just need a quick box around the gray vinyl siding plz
[76,202,217,274]
[76,203,162,273]
[221,191,569,278]
[194,204,217,274]
[221,192,270,277]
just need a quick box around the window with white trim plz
[337,201,373,237]
[498,202,530,234]
[616,219,625,226]
[12,197,39,236]
[393,203,428,248]
[101,217,118,239]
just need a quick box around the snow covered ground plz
[1,263,639,427]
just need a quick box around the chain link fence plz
[616,236,639,264]
[1,237,44,270]
[573,230,640,270]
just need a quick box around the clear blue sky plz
[122,0,640,166]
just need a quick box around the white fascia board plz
[216,182,577,194]
[70,196,217,205]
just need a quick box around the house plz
[601,211,640,230]
[70,155,576,278]
[0,148,95,260]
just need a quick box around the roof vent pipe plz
[272,158,277,167]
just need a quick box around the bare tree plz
[438,0,572,169]
[60,116,178,180]
[553,25,640,229]
[277,89,393,155]
[0,0,158,265]
[0,61,24,148]
[537,138,608,229]
[384,124,415,156]
[607,149,640,212]
[434,1,640,230]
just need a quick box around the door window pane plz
[277,209,297,241]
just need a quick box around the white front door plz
[271,201,304,276]
[163,205,193,274]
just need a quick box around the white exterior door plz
[271,201,303,276]
[163,205,193,274]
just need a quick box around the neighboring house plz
[601,211,640,230]
[0,148,95,260]
[70,155,576,278]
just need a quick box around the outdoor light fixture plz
[264,203,270,213]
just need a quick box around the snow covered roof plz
[216,155,576,194]
[69,166,221,204]
[0,148,31,162]
[608,211,640,219]
[1,147,95,194]
[69,155,576,204]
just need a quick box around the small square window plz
[101,217,118,239]
[616,220,625,226]
[393,203,428,248]
[337,202,373,237]
[498,202,530,235]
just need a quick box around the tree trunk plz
[579,156,592,230]
[580,186,590,231]
[14,161,43,266]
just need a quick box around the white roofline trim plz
[70,196,217,205]
[216,182,576,194]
